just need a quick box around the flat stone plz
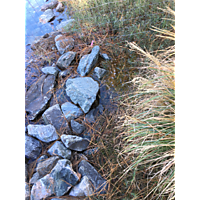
[55,35,74,55]
[47,141,71,159]
[42,104,70,135]
[41,66,59,76]
[41,0,58,11]
[36,156,59,177]
[71,120,85,134]
[56,51,76,70]
[61,134,89,152]
[27,124,59,143]
[25,135,42,161]
[69,176,94,197]
[61,102,84,121]
[77,46,100,76]
[25,74,56,120]
[78,160,108,194]
[65,77,99,113]
[39,9,55,24]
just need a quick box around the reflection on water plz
[25,0,68,45]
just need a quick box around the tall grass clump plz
[116,6,175,199]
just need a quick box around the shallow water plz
[25,0,68,45]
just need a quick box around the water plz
[25,0,68,45]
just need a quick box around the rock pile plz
[26,29,110,199]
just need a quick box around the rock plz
[25,74,56,120]
[41,0,58,11]
[42,104,70,135]
[56,51,76,70]
[100,53,111,60]
[47,141,71,159]
[35,155,49,169]
[58,68,72,78]
[39,9,55,24]
[25,163,29,182]
[25,182,30,200]
[25,135,42,161]
[65,77,99,113]
[30,171,41,185]
[78,160,108,194]
[55,19,75,31]
[71,120,85,135]
[83,147,99,156]
[36,156,59,177]
[31,173,54,200]
[61,102,84,121]
[56,2,65,12]
[69,176,94,197]
[41,66,59,76]
[50,159,79,196]
[55,35,74,55]
[61,134,89,151]
[27,124,59,143]
[93,67,107,80]
[77,46,100,76]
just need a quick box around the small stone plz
[39,9,55,24]
[83,147,99,156]
[71,120,85,134]
[58,68,71,78]
[69,176,94,196]
[55,19,75,31]
[56,2,65,12]
[27,124,59,143]
[56,51,76,70]
[41,66,59,76]
[47,141,71,159]
[77,46,100,76]
[29,172,41,185]
[61,102,84,121]
[93,67,107,80]
[100,53,111,60]
[25,182,30,200]
[41,0,58,11]
[25,135,42,161]
[61,134,89,151]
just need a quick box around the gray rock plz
[58,68,71,78]
[41,66,59,76]
[55,35,74,55]
[31,173,54,200]
[100,53,111,60]
[39,9,55,24]
[71,120,85,134]
[47,141,71,159]
[27,124,59,143]
[50,159,79,196]
[93,67,107,80]
[56,2,65,12]
[78,160,108,194]
[36,156,59,177]
[41,0,58,11]
[25,135,42,161]
[61,102,84,121]
[25,182,30,200]
[35,155,49,169]
[42,104,70,135]
[69,176,94,197]
[25,74,56,120]
[61,134,89,152]
[77,46,100,76]
[65,77,99,113]
[30,171,41,185]
[55,19,75,31]
[56,51,76,70]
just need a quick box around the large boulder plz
[61,134,89,152]
[77,46,100,76]
[27,124,59,143]
[65,77,99,113]
[25,74,56,120]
